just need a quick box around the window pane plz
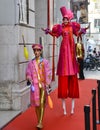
[19,0,28,24]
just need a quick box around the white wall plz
[0,0,16,24]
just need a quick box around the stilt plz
[62,99,67,115]
[71,98,75,114]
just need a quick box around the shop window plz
[94,19,100,28]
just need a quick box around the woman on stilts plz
[42,6,88,115]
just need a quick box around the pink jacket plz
[26,57,52,106]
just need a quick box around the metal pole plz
[84,105,90,130]
[97,80,100,124]
[39,37,43,57]
[92,89,97,130]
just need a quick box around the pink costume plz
[56,23,79,76]
[43,6,88,99]
[51,22,80,98]
[44,22,81,98]
[26,57,52,106]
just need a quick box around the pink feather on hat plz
[67,10,74,20]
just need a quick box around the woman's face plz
[80,4,85,9]
[63,17,69,25]
[74,5,78,11]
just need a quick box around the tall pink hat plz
[60,6,74,20]
[32,44,43,50]
[60,6,68,18]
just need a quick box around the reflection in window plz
[94,19,100,28]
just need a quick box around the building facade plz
[0,0,36,111]
[0,0,70,112]
[2,0,100,112]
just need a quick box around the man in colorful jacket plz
[26,44,52,129]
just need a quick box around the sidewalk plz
[0,70,100,129]
[84,70,100,80]
[0,110,21,129]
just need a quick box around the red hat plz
[32,44,43,50]
[60,6,68,18]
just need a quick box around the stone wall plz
[0,0,35,111]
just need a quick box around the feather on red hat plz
[32,44,43,50]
